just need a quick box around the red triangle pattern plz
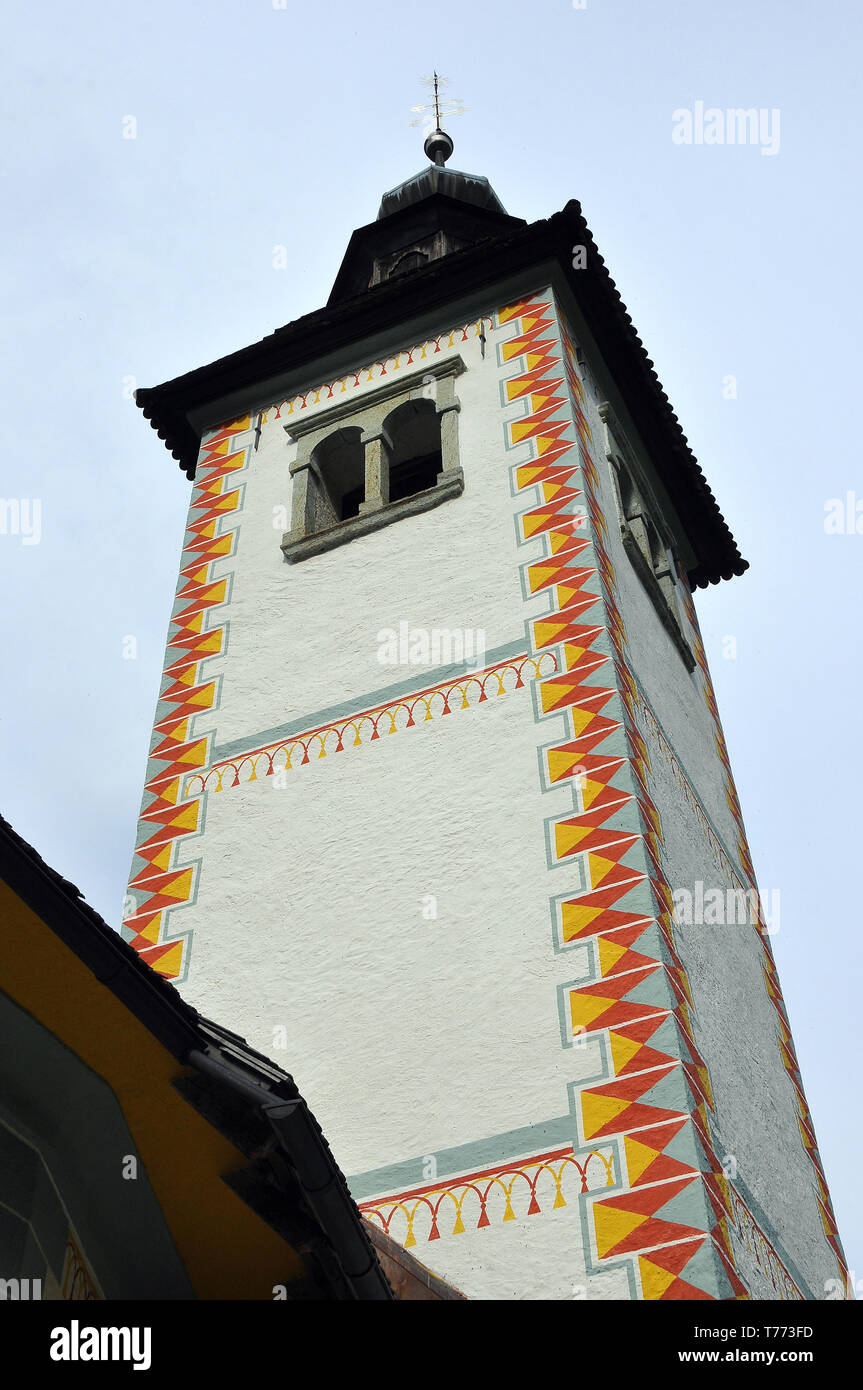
[122,416,252,978]
[502,297,738,1298]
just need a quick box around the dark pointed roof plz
[327,162,524,305]
[376,165,509,219]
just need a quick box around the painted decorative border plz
[499,294,746,1301]
[61,1232,101,1301]
[122,415,255,979]
[728,1189,803,1300]
[259,320,493,423]
[184,652,553,796]
[677,584,848,1286]
[360,1146,615,1249]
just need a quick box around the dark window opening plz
[389,450,442,502]
[340,481,364,519]
[310,428,365,528]
[383,398,442,504]
[305,399,448,534]
[387,250,428,279]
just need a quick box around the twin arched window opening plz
[281,355,466,562]
[310,398,443,525]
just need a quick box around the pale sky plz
[2,0,860,1286]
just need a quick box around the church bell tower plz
[124,119,847,1301]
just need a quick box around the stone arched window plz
[601,404,695,672]
[612,456,674,586]
[382,398,442,503]
[309,426,366,525]
[281,357,465,562]
[613,457,639,522]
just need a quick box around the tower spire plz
[409,72,465,166]
[431,70,443,128]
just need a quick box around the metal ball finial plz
[424,127,454,167]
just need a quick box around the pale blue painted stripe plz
[347,1114,579,1201]
[212,637,531,761]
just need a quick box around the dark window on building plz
[386,249,429,279]
[389,452,441,502]
[310,427,365,526]
[281,356,466,563]
[383,399,442,502]
[609,455,695,672]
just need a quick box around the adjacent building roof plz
[1,813,456,1299]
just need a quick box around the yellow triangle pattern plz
[623,1133,660,1186]
[638,1255,677,1300]
[599,938,629,978]
[561,901,603,940]
[594,1204,645,1259]
[570,990,614,1030]
[582,1092,631,1141]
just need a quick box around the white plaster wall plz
[191,327,548,752]
[178,691,593,1173]
[373,1201,594,1303]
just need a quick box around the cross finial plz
[408,72,467,166]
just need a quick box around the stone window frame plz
[280,355,466,564]
[598,401,696,673]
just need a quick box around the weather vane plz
[409,72,467,166]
